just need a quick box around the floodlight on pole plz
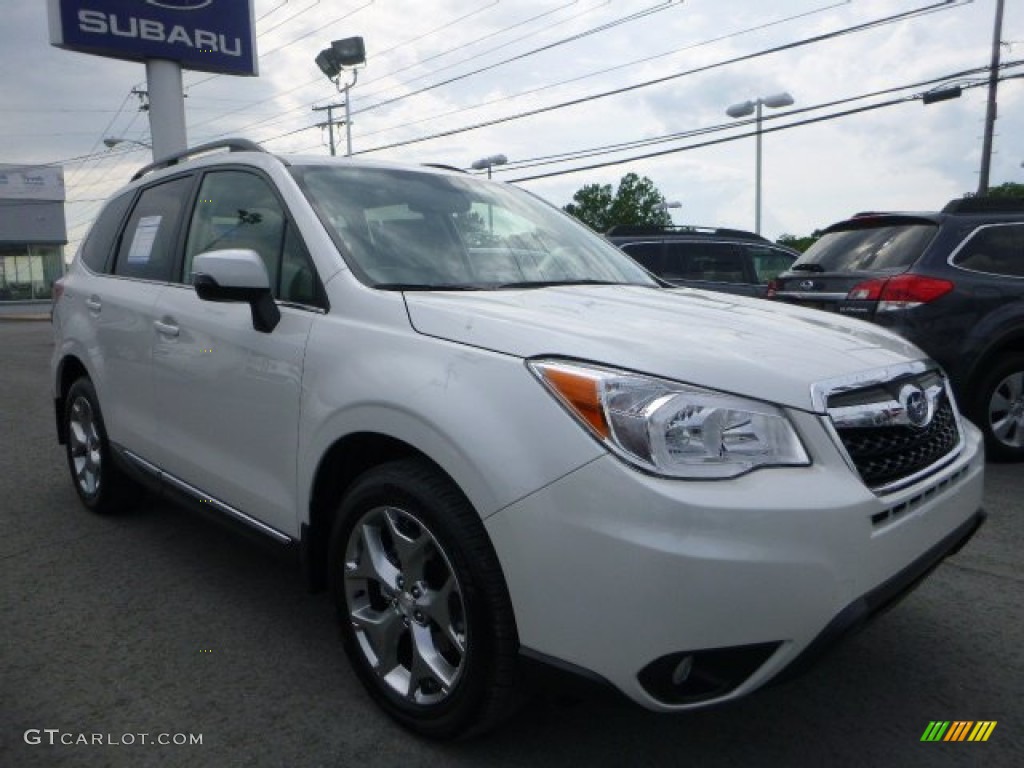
[103,137,152,149]
[471,154,508,178]
[315,36,366,157]
[726,92,794,234]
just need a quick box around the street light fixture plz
[103,137,152,149]
[471,154,508,179]
[726,91,794,234]
[315,36,366,157]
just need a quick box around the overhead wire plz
[509,72,1024,183]
[339,0,971,156]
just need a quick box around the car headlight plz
[529,359,810,479]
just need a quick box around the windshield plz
[794,222,937,274]
[291,165,657,290]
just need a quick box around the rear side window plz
[620,242,664,273]
[951,223,1024,277]
[79,191,134,274]
[795,223,937,273]
[114,176,193,282]
[747,246,796,283]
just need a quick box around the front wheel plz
[972,353,1024,461]
[328,459,520,739]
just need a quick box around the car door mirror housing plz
[192,249,281,333]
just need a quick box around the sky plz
[2,0,1022,257]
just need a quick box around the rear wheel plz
[328,459,520,739]
[64,378,139,512]
[973,353,1024,461]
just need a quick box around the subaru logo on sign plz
[900,384,933,428]
[799,279,816,290]
[146,0,214,10]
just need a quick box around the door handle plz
[85,296,102,312]
[154,320,180,338]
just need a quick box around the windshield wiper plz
[790,263,826,273]
[493,279,626,289]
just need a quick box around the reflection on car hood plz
[403,285,925,411]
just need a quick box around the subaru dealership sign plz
[47,0,257,76]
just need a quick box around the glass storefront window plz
[0,243,64,301]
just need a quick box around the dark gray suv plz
[608,225,798,298]
[770,197,1024,460]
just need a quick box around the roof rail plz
[605,224,768,242]
[421,163,467,173]
[131,139,270,181]
[941,196,1024,214]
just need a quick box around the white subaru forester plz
[52,140,985,738]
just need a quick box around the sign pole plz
[145,59,187,161]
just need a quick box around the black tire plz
[328,458,520,739]
[972,352,1024,462]
[64,377,139,513]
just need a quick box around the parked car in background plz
[770,197,1024,460]
[607,224,798,297]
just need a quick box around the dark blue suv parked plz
[770,197,1024,460]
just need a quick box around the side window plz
[114,177,193,282]
[663,243,745,283]
[80,191,134,274]
[748,246,797,284]
[620,242,664,274]
[952,224,1024,277]
[185,170,321,304]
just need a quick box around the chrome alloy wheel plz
[344,506,468,705]
[68,395,103,496]
[989,370,1024,449]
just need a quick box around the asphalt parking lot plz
[1,319,1021,768]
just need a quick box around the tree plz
[777,230,824,253]
[563,173,672,232]
[962,181,1024,200]
[986,182,1024,199]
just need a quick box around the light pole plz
[471,154,508,179]
[103,137,152,150]
[726,92,794,234]
[315,37,366,156]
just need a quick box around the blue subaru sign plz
[47,0,258,76]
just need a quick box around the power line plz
[350,0,682,116]
[343,0,969,156]
[508,73,1024,183]
[495,61,1023,174]
[352,0,851,143]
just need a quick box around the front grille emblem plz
[900,384,933,428]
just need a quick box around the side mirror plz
[192,249,281,333]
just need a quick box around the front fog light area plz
[530,360,809,479]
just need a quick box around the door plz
[86,177,193,457]
[148,169,323,536]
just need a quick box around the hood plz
[404,285,925,412]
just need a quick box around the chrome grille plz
[819,366,963,493]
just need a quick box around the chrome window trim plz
[946,221,1024,279]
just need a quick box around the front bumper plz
[485,416,985,711]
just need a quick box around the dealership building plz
[0,164,66,312]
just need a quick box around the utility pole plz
[312,102,346,157]
[978,0,1005,195]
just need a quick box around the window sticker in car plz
[127,215,162,264]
